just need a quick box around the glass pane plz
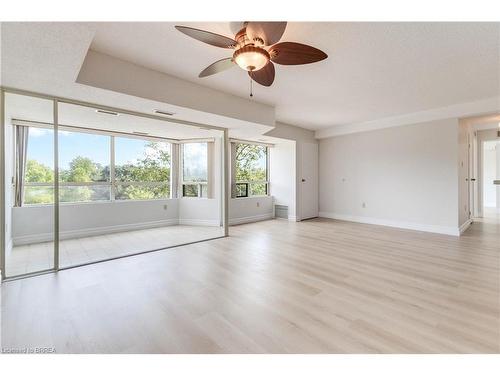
[115,138,171,184]
[200,184,208,198]
[59,131,110,183]
[51,102,225,270]
[59,185,111,203]
[115,184,169,200]
[4,93,55,277]
[183,143,208,182]
[250,182,267,197]
[183,184,199,197]
[235,183,248,198]
[235,143,267,183]
[24,186,55,205]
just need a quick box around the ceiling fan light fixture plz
[233,46,270,72]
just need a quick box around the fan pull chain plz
[249,76,253,98]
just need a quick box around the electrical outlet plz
[256,202,260,207]
[163,204,168,210]
[362,202,366,208]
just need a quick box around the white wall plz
[265,122,317,221]
[319,118,461,235]
[229,196,274,225]
[12,199,179,245]
[269,140,296,220]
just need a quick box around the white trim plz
[178,218,220,226]
[288,215,298,222]
[459,219,473,234]
[13,218,179,245]
[319,212,460,236]
[229,213,273,225]
[230,138,275,147]
[315,96,500,139]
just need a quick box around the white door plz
[300,142,319,220]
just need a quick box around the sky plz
[27,128,169,170]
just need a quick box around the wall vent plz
[96,109,119,116]
[154,109,175,116]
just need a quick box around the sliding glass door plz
[3,93,56,277]
[1,89,228,280]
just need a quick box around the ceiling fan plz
[174,22,328,93]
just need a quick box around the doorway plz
[300,142,319,220]
[481,139,500,220]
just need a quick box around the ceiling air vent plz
[132,131,149,136]
[154,109,175,116]
[96,109,119,116]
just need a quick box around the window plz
[233,143,268,198]
[21,125,172,205]
[58,130,111,203]
[24,127,54,205]
[115,138,171,200]
[181,142,208,198]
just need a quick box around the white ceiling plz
[1,22,499,134]
[0,22,273,140]
[4,92,219,140]
[88,22,500,130]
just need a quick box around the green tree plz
[59,156,106,202]
[235,144,267,196]
[60,156,106,183]
[115,142,171,200]
[25,159,53,183]
[24,160,54,204]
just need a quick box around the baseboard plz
[459,219,472,234]
[13,218,179,245]
[229,213,273,225]
[319,212,460,236]
[178,219,220,226]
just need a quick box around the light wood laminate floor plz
[1,218,499,353]
[5,225,224,277]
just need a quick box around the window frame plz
[21,124,173,205]
[231,141,270,199]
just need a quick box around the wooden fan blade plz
[175,26,236,48]
[270,42,328,65]
[248,62,275,87]
[199,58,235,77]
[246,22,287,46]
